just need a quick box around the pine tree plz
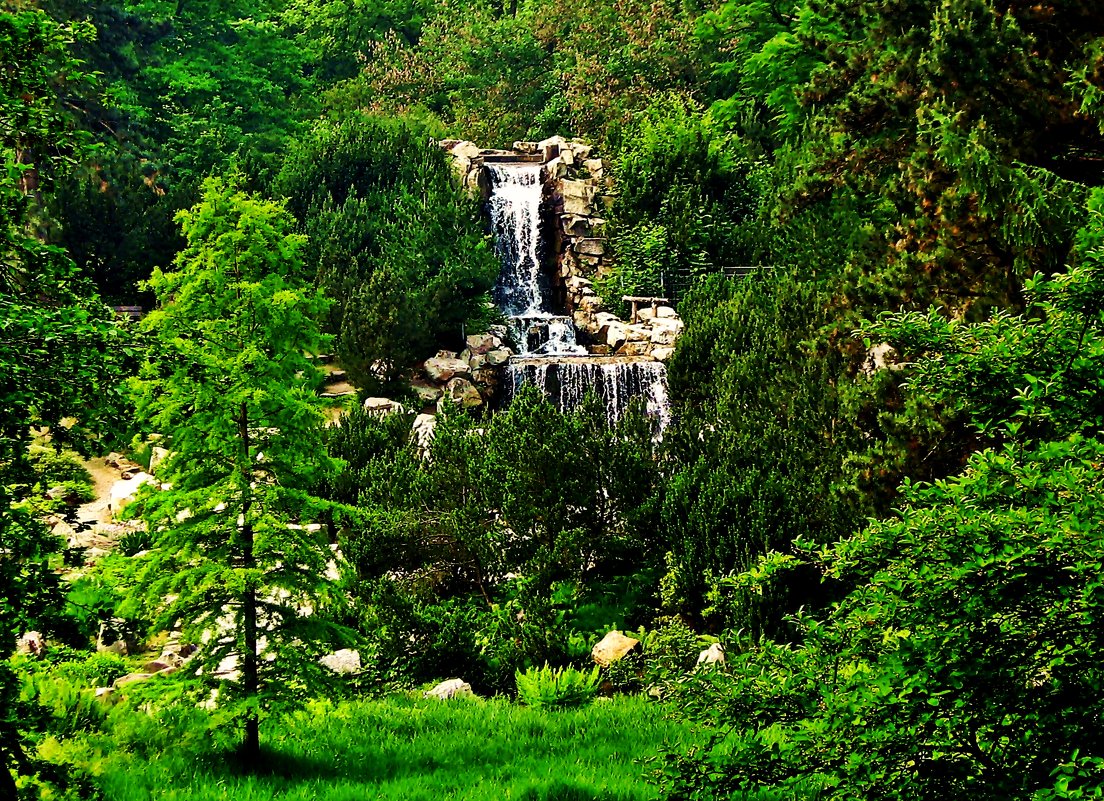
[128,177,354,763]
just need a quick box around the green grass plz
[65,695,700,801]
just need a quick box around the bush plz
[515,664,600,709]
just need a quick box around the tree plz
[273,116,498,390]
[128,178,354,762]
[657,194,1104,801]
[1,9,128,795]
[658,272,864,635]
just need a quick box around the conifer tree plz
[129,177,353,762]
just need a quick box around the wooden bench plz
[621,296,669,323]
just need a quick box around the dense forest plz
[2,0,1102,798]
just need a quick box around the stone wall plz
[440,136,683,363]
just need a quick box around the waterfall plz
[486,161,671,430]
[505,358,672,430]
[488,164,585,356]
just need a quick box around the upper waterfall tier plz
[487,163,586,356]
[488,164,545,317]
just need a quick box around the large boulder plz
[602,321,628,351]
[485,348,511,366]
[424,355,471,383]
[17,631,45,657]
[424,678,474,700]
[411,413,437,451]
[592,630,640,666]
[149,446,173,474]
[648,318,684,346]
[465,333,497,355]
[449,140,481,160]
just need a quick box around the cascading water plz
[488,164,586,356]
[486,162,671,429]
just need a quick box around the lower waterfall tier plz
[505,357,672,430]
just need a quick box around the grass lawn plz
[61,695,700,800]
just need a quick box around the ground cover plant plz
[55,696,699,801]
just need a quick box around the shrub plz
[515,664,600,709]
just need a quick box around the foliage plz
[658,272,863,634]
[349,0,706,146]
[658,215,1104,800]
[599,95,758,313]
[0,7,127,795]
[126,178,358,760]
[273,116,498,389]
[515,663,600,709]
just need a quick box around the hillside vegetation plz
[1,0,1102,799]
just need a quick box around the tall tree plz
[128,178,353,762]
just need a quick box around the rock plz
[17,631,45,657]
[619,341,654,357]
[411,413,437,451]
[592,631,640,666]
[583,158,604,178]
[602,322,627,351]
[113,672,153,689]
[424,355,471,383]
[413,384,443,404]
[94,687,114,700]
[449,140,481,160]
[440,377,483,410]
[696,643,725,669]
[51,520,77,543]
[363,397,407,417]
[575,238,605,256]
[485,348,511,366]
[468,353,487,372]
[320,649,361,674]
[465,333,496,355]
[594,311,620,327]
[655,305,678,319]
[625,324,651,343]
[149,446,172,474]
[142,660,172,673]
[560,147,575,166]
[512,141,538,154]
[561,179,596,200]
[109,472,155,517]
[424,678,474,700]
[862,342,900,375]
[568,140,593,160]
[45,485,73,503]
[649,319,684,347]
[652,347,675,362]
[97,619,139,656]
[545,156,569,179]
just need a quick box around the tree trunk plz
[0,758,16,801]
[238,402,260,764]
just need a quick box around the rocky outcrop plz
[440,136,684,364]
[414,332,515,415]
[320,648,361,674]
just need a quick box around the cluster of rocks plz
[440,136,685,363]
[412,331,514,413]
